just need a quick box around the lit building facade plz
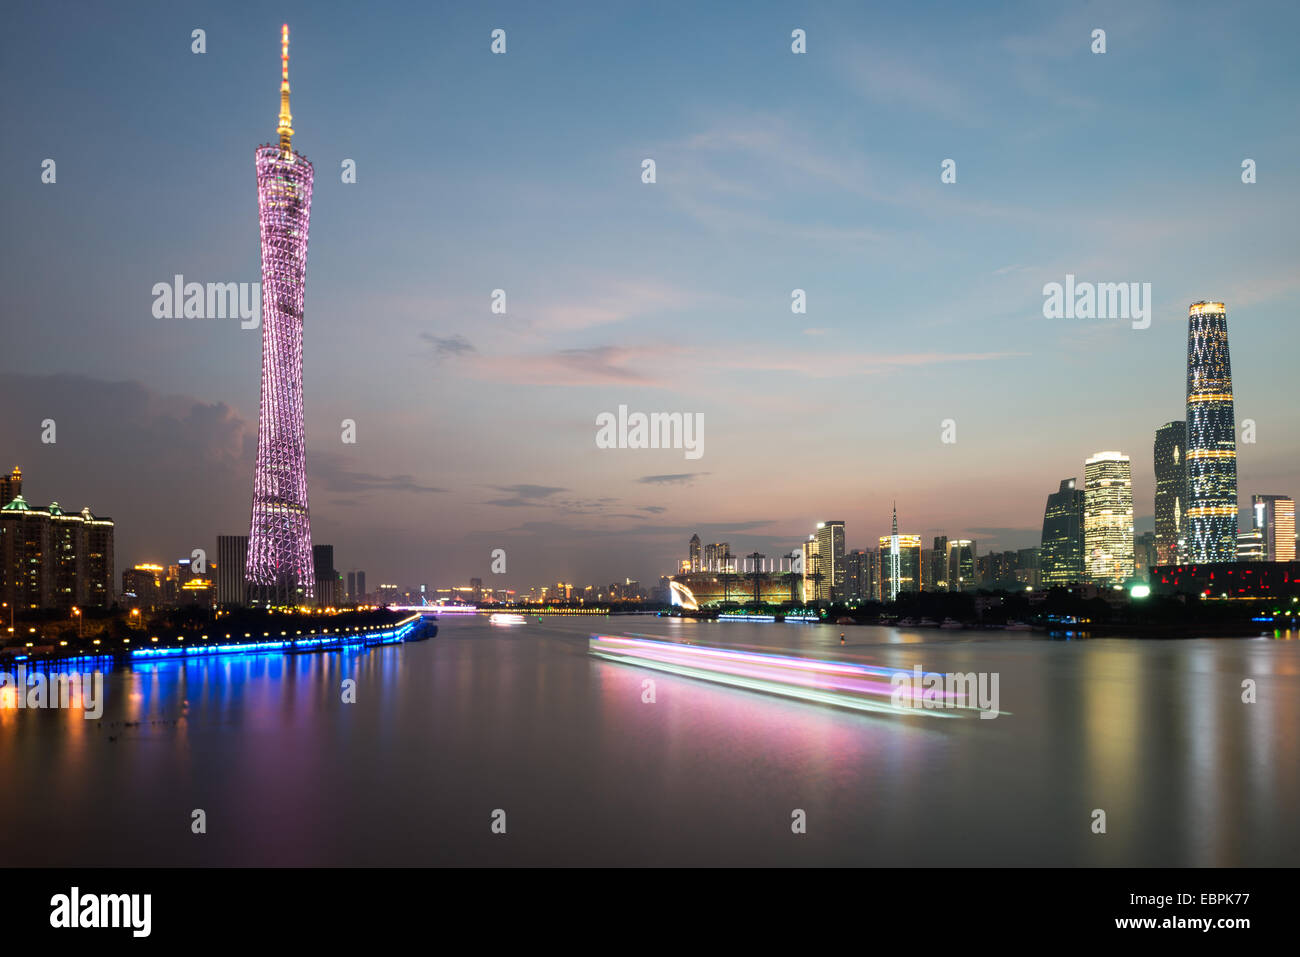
[1251,495,1296,562]
[1084,451,1135,585]
[1184,301,1237,563]
[878,533,922,600]
[844,549,873,601]
[246,25,316,605]
[815,521,845,600]
[1040,478,1085,585]
[688,534,701,572]
[703,541,732,571]
[0,496,115,612]
[1153,421,1187,564]
[945,539,977,592]
[0,466,21,508]
[801,536,819,602]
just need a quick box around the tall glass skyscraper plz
[246,25,316,605]
[1040,478,1084,585]
[1185,301,1237,563]
[1084,451,1134,585]
[945,540,977,591]
[815,521,845,600]
[1153,421,1187,564]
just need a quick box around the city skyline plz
[2,1,1298,590]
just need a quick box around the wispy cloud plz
[637,473,710,486]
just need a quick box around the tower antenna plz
[277,23,294,156]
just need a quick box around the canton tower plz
[1184,300,1238,563]
[246,24,315,605]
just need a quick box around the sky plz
[1,0,1298,591]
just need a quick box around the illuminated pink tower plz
[245,24,315,605]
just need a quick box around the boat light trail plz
[589,635,983,718]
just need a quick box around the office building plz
[815,521,845,600]
[1153,421,1187,564]
[1040,478,1085,585]
[217,535,249,607]
[1084,451,1135,585]
[1251,495,1296,562]
[1184,301,1238,563]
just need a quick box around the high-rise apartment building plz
[0,494,115,612]
[0,467,21,508]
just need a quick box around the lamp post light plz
[72,606,83,639]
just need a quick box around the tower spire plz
[892,501,898,536]
[277,23,294,156]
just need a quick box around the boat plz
[488,613,527,626]
[940,618,964,629]
[896,617,918,627]
[1005,621,1032,631]
[918,617,939,628]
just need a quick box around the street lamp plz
[71,606,82,638]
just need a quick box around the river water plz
[1,614,1296,866]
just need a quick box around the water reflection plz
[0,619,1296,866]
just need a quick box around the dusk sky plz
[2,0,1298,590]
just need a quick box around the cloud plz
[421,333,477,360]
[312,452,446,495]
[469,345,665,386]
[483,484,568,507]
[637,473,710,486]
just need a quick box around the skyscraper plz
[814,521,845,600]
[246,25,316,605]
[1185,301,1237,563]
[946,540,977,591]
[1084,451,1134,585]
[688,534,701,572]
[1153,421,1187,564]
[312,544,336,608]
[885,505,901,602]
[216,534,249,606]
[931,535,949,591]
[801,536,819,603]
[1040,478,1085,585]
[844,549,872,601]
[1251,495,1297,562]
[878,505,920,600]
